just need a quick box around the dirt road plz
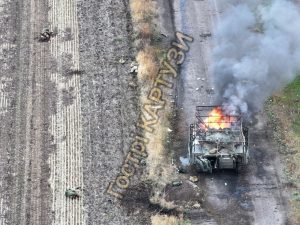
[171,0,289,224]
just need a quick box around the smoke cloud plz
[212,0,300,117]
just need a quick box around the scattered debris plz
[199,33,211,38]
[66,69,84,76]
[177,166,187,174]
[187,180,199,189]
[128,81,137,88]
[119,58,126,64]
[140,159,147,166]
[192,202,201,208]
[172,181,183,187]
[205,88,215,94]
[130,61,139,75]
[65,188,80,199]
[38,28,53,42]
[189,176,199,183]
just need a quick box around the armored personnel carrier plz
[189,106,249,173]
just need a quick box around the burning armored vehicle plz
[189,106,249,173]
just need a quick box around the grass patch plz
[130,0,175,189]
[130,0,156,23]
[151,215,191,225]
[136,45,159,81]
[129,0,181,221]
[267,75,300,223]
[293,115,300,135]
[268,75,300,153]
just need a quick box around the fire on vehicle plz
[189,106,249,173]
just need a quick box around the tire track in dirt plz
[20,0,50,223]
[8,0,30,221]
[0,1,20,221]
[27,1,43,223]
[4,0,52,223]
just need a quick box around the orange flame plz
[202,107,235,130]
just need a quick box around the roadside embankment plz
[126,1,195,224]
[266,75,300,224]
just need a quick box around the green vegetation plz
[268,75,300,149]
[267,75,300,223]
[281,75,300,135]
[182,219,192,225]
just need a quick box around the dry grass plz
[130,0,178,212]
[130,0,159,47]
[151,214,189,225]
[269,101,300,223]
[129,0,160,82]
[145,124,178,210]
[151,215,179,225]
[269,96,300,182]
[136,45,159,81]
[138,22,153,39]
[144,107,177,184]
[150,194,176,210]
[130,0,156,23]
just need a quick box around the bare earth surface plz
[77,0,145,224]
[0,0,143,224]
